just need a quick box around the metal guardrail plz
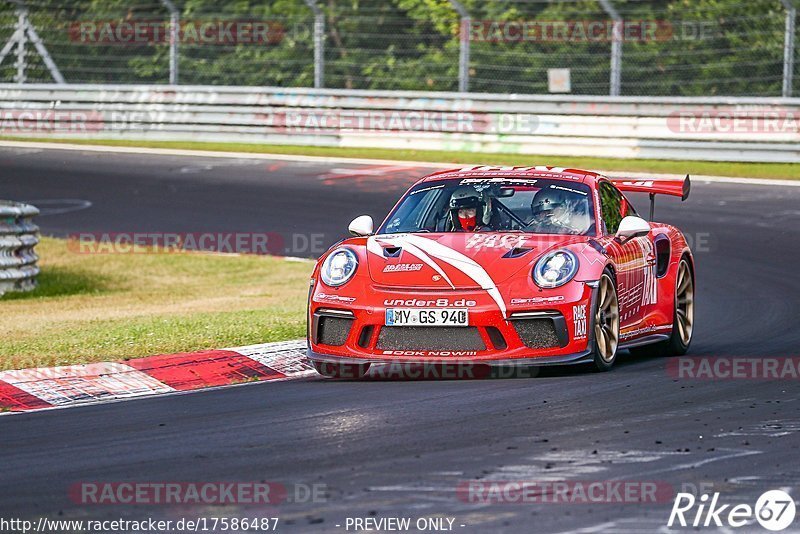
[0,84,798,162]
[0,201,40,296]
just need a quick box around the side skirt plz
[619,333,670,350]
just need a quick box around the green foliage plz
[0,0,795,95]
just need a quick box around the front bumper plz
[307,347,594,367]
[308,279,597,366]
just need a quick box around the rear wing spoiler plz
[610,175,690,220]
[610,175,691,201]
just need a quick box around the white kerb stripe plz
[0,362,174,406]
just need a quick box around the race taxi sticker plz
[573,304,588,339]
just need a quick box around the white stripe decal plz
[380,234,508,318]
[369,235,456,289]
[396,241,457,289]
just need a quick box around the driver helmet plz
[449,186,488,231]
[530,187,571,226]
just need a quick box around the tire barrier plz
[0,201,40,296]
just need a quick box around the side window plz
[385,190,437,233]
[599,182,625,234]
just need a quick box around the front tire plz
[591,272,620,371]
[312,361,371,379]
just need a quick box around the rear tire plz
[312,361,371,379]
[665,258,694,356]
[591,272,620,372]
[630,257,694,358]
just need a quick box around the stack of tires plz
[0,201,40,296]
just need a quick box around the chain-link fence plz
[0,0,797,96]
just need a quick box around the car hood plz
[365,232,589,290]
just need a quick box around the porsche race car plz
[307,165,694,377]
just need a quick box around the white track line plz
[1,140,797,187]
[0,140,453,168]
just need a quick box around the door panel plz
[608,236,657,327]
[597,181,655,328]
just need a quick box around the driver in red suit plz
[449,186,493,231]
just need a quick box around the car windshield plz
[379,178,595,235]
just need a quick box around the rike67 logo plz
[668,490,796,531]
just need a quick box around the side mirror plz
[615,216,651,240]
[348,215,374,237]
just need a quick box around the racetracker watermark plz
[466,20,670,42]
[1,517,280,534]
[0,110,103,133]
[668,357,800,380]
[466,20,721,43]
[257,110,540,135]
[667,109,800,135]
[67,232,326,256]
[465,19,701,43]
[315,362,545,380]
[69,482,327,505]
[69,20,284,45]
[457,480,674,504]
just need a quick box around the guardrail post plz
[304,0,325,89]
[15,9,26,84]
[0,201,40,296]
[448,0,470,92]
[599,0,622,96]
[160,0,180,85]
[782,0,796,97]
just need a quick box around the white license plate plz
[385,308,469,327]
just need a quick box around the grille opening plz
[357,325,375,348]
[485,326,508,350]
[513,319,561,349]
[377,327,485,351]
[317,316,353,346]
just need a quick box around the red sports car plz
[307,166,694,377]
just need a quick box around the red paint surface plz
[127,350,285,390]
[0,381,52,411]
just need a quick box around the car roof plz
[418,165,607,187]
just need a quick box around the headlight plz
[533,249,579,288]
[320,248,358,287]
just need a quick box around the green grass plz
[1,136,799,180]
[0,237,312,371]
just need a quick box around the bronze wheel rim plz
[676,261,694,345]
[594,275,619,363]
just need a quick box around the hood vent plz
[503,247,533,259]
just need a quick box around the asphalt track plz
[2,146,800,533]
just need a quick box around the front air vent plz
[314,310,354,346]
[358,325,375,348]
[377,327,485,351]
[485,326,508,350]
[503,247,533,259]
[513,319,560,349]
[383,247,402,258]
[509,312,569,349]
